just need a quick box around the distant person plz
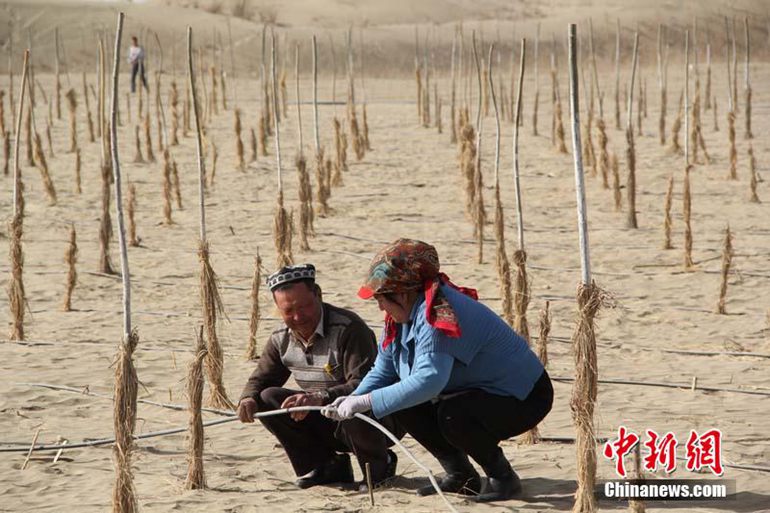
[128,36,148,93]
[237,264,399,491]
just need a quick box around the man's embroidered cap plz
[267,264,316,291]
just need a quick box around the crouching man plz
[237,264,398,490]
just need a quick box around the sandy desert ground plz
[1,1,769,512]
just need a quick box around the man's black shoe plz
[357,450,398,492]
[295,454,354,489]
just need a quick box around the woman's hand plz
[336,394,372,420]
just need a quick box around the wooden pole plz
[568,25,591,287]
[110,13,131,337]
[512,39,526,251]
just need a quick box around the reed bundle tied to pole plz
[489,42,514,328]
[33,127,57,205]
[415,27,422,124]
[567,24,610,513]
[127,182,140,247]
[294,43,313,250]
[234,108,245,172]
[743,17,752,140]
[657,25,669,146]
[471,34,487,264]
[162,149,174,225]
[144,111,156,163]
[625,32,640,229]
[716,225,734,315]
[552,56,568,154]
[245,251,262,360]
[725,17,738,181]
[132,125,144,163]
[170,81,179,145]
[83,72,95,143]
[271,30,293,268]
[249,128,257,162]
[589,21,609,190]
[683,31,695,271]
[62,224,78,312]
[4,130,11,176]
[108,14,140,513]
[184,326,207,490]
[614,19,621,130]
[24,104,33,166]
[311,35,330,217]
[189,26,234,411]
[66,89,78,153]
[748,144,760,203]
[8,50,30,342]
[662,174,674,250]
[509,38,530,346]
[0,90,5,135]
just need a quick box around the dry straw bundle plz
[66,89,78,152]
[270,30,294,268]
[748,144,760,203]
[33,131,58,205]
[683,31,695,271]
[144,111,156,163]
[245,252,263,360]
[249,128,257,162]
[4,130,11,176]
[743,18,752,140]
[127,183,140,247]
[8,50,30,341]
[669,90,683,154]
[189,26,234,411]
[0,90,5,135]
[170,81,179,145]
[489,42,514,328]
[62,224,78,312]
[662,175,674,250]
[162,149,174,225]
[471,34,487,263]
[108,14,140,512]
[724,18,738,180]
[184,327,207,490]
[716,226,734,314]
[132,125,144,163]
[294,44,313,250]
[551,61,568,154]
[657,25,669,146]
[234,108,245,172]
[332,117,346,186]
[625,33,640,229]
[567,25,611,513]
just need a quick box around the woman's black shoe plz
[295,454,354,489]
[417,453,482,496]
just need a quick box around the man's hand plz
[237,398,257,423]
[280,393,324,421]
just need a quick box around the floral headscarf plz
[358,239,478,348]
